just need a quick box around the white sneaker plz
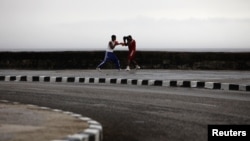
[136,65,141,69]
[96,68,101,71]
[125,66,130,71]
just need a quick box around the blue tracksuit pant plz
[97,51,121,69]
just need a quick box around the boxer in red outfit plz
[123,35,140,71]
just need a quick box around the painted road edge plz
[0,75,249,92]
[0,100,103,141]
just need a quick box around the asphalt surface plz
[0,69,250,141]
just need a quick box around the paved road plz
[1,81,250,141]
[1,69,250,84]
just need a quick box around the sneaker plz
[96,67,101,71]
[125,66,130,71]
[136,65,141,69]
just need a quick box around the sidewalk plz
[0,100,102,141]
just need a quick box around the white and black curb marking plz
[0,75,249,92]
[0,100,103,141]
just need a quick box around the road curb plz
[0,100,103,141]
[0,75,249,92]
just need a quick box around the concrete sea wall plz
[0,51,249,70]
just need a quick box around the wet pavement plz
[0,69,249,141]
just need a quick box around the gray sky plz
[0,0,250,51]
